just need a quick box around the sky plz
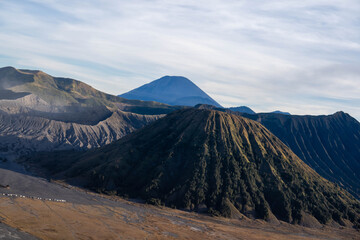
[0,0,359,120]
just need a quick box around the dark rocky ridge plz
[195,104,360,199]
[0,110,161,159]
[241,111,360,199]
[25,108,360,227]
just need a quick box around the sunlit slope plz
[0,66,178,124]
[195,105,360,200]
[0,66,178,157]
[241,111,360,199]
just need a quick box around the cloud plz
[0,0,359,120]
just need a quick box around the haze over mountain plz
[0,66,179,159]
[26,108,360,227]
[119,76,222,107]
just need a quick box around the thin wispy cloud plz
[0,0,359,119]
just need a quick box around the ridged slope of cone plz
[28,109,360,226]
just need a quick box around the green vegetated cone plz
[30,108,360,227]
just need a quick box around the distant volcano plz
[119,76,222,107]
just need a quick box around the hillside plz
[240,111,360,199]
[0,66,178,124]
[0,66,179,159]
[119,76,222,107]
[194,105,360,199]
[0,110,160,159]
[25,108,360,227]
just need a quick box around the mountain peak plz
[229,106,256,114]
[271,110,291,115]
[333,111,347,117]
[0,66,42,75]
[119,76,222,107]
[18,69,43,74]
[159,75,191,81]
[146,76,199,90]
[0,66,16,71]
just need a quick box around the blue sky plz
[0,0,359,120]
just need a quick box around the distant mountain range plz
[0,66,178,121]
[119,76,222,107]
[0,66,180,159]
[118,75,295,116]
[228,108,291,115]
[25,108,360,227]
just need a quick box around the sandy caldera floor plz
[0,195,359,240]
[0,163,359,240]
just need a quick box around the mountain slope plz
[0,110,160,159]
[26,109,360,226]
[195,105,360,199]
[119,76,222,107]
[0,66,178,124]
[240,111,360,199]
[0,66,179,159]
